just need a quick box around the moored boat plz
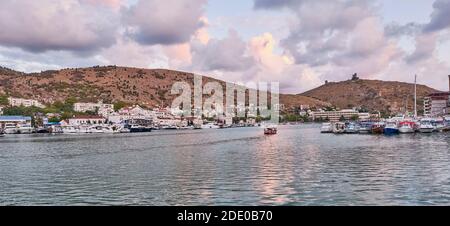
[419,119,434,133]
[320,123,333,133]
[371,122,385,134]
[3,123,19,134]
[358,122,373,134]
[398,121,415,133]
[384,121,399,135]
[344,122,359,134]
[264,125,277,135]
[332,122,345,134]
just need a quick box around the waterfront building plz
[66,115,106,126]
[0,106,3,115]
[0,115,32,127]
[311,109,368,122]
[8,97,45,108]
[108,105,155,124]
[424,92,450,117]
[74,101,114,117]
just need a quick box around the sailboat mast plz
[414,74,417,118]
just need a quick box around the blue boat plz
[384,121,399,135]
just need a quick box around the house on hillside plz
[8,97,45,108]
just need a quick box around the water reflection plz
[1,125,450,205]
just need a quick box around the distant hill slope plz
[302,79,440,113]
[0,66,329,111]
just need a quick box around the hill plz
[301,79,440,114]
[0,66,329,112]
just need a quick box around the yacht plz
[371,122,385,134]
[419,119,434,133]
[62,126,79,134]
[384,121,399,135]
[202,123,220,129]
[398,121,415,134]
[332,122,345,134]
[3,123,19,134]
[102,125,120,134]
[443,116,450,132]
[358,122,373,134]
[90,125,104,133]
[320,123,333,133]
[18,124,34,134]
[344,122,359,134]
[264,125,278,135]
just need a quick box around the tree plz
[114,101,128,111]
[351,115,359,121]
[339,115,346,122]
[0,95,8,106]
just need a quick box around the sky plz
[0,0,450,93]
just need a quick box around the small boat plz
[202,123,220,129]
[398,121,415,134]
[384,121,399,135]
[419,120,434,133]
[90,125,105,133]
[264,125,277,135]
[17,124,34,134]
[3,123,19,134]
[102,125,120,134]
[320,123,333,133]
[371,122,385,134]
[119,127,131,133]
[128,124,152,133]
[344,122,359,134]
[35,127,50,134]
[443,117,450,132]
[358,122,373,134]
[432,119,445,132]
[62,126,79,134]
[332,122,345,134]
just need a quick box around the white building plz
[65,116,106,126]
[108,105,155,124]
[8,97,45,108]
[74,101,114,117]
[311,109,366,122]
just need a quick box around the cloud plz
[406,32,439,64]
[253,0,300,9]
[423,0,450,33]
[191,30,254,72]
[0,0,120,53]
[125,0,208,45]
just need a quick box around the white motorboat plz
[62,126,79,134]
[419,120,434,133]
[89,125,104,133]
[102,125,120,134]
[398,121,415,133]
[320,123,333,133]
[344,122,359,134]
[201,123,219,129]
[18,124,34,134]
[3,123,19,134]
[332,122,345,134]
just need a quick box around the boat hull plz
[419,128,434,133]
[4,128,18,134]
[399,127,414,133]
[384,128,399,135]
[130,127,152,133]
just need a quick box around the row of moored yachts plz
[321,117,450,135]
